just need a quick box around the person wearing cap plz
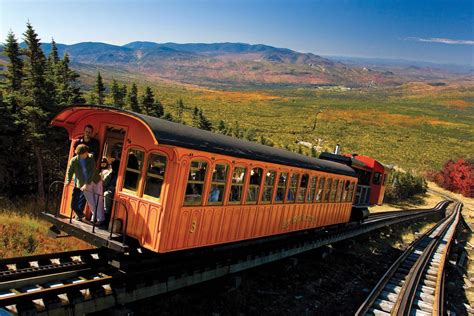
[66,144,106,226]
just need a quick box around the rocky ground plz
[118,215,442,315]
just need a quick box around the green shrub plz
[384,170,427,203]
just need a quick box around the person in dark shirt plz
[70,124,101,220]
[73,124,100,163]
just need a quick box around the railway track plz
[0,202,449,315]
[356,201,462,316]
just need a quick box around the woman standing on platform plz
[66,144,105,226]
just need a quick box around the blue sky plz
[1,0,473,65]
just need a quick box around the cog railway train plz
[43,105,390,253]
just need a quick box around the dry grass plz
[0,198,92,259]
[370,191,443,213]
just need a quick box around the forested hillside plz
[1,23,473,199]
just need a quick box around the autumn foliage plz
[428,159,474,197]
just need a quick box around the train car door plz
[100,126,126,219]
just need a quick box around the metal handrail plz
[45,180,129,246]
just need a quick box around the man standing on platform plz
[71,124,100,220]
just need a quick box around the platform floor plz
[42,212,128,252]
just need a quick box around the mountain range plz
[1,41,468,89]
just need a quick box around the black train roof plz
[69,105,356,177]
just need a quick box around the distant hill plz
[3,41,444,88]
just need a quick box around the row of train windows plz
[184,160,356,206]
[120,149,356,206]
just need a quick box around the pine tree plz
[192,106,200,127]
[311,146,318,157]
[258,135,274,147]
[243,128,256,141]
[0,91,15,193]
[20,22,52,199]
[111,80,124,108]
[154,100,164,117]
[95,72,105,105]
[128,83,140,113]
[162,112,175,122]
[232,122,243,138]
[56,53,83,105]
[3,30,24,92]
[120,84,127,106]
[176,98,184,122]
[198,109,212,131]
[217,120,227,134]
[141,86,155,115]
[48,38,60,65]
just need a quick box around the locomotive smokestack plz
[334,144,340,155]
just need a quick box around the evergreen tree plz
[120,84,127,106]
[243,128,257,141]
[94,72,105,105]
[192,106,200,127]
[56,53,83,105]
[162,112,175,122]
[3,30,24,92]
[154,100,164,117]
[128,83,140,113]
[45,39,59,104]
[217,120,227,134]
[258,135,274,147]
[48,38,60,65]
[232,122,243,139]
[20,22,52,199]
[111,80,124,108]
[176,98,184,122]
[141,86,155,115]
[0,91,15,193]
[197,109,212,131]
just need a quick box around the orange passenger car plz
[45,105,358,253]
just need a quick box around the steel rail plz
[356,201,461,316]
[0,249,106,283]
[0,201,449,315]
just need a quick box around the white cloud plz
[406,37,474,45]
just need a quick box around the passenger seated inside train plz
[184,162,207,205]
[247,168,262,202]
[208,185,221,202]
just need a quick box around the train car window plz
[342,180,350,202]
[287,173,299,203]
[316,177,325,202]
[229,166,247,204]
[336,180,344,202]
[123,149,144,193]
[143,153,167,200]
[347,182,355,202]
[330,179,338,202]
[261,170,276,204]
[208,163,228,205]
[373,172,383,185]
[184,160,208,206]
[307,176,317,202]
[275,172,288,203]
[323,178,332,202]
[246,167,263,204]
[297,174,309,203]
